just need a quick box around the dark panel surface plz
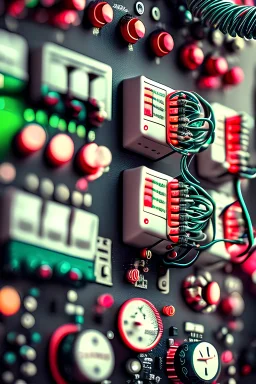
[0,1,256,383]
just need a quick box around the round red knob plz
[221,292,245,317]
[221,350,234,364]
[150,31,174,57]
[77,143,112,175]
[120,15,146,44]
[16,124,47,156]
[51,10,80,29]
[197,75,221,90]
[46,134,75,166]
[162,305,176,317]
[65,0,86,10]
[97,294,114,309]
[202,282,221,305]
[205,56,228,76]
[88,1,113,28]
[180,44,204,70]
[7,1,26,18]
[223,66,244,86]
[126,269,140,284]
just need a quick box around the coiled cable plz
[187,0,256,39]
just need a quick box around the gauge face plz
[192,342,220,381]
[74,330,115,382]
[118,298,163,352]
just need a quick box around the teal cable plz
[187,0,256,39]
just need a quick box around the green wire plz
[187,0,256,39]
[167,90,215,155]
[164,91,254,267]
[163,154,254,267]
[233,178,254,257]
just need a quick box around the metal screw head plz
[135,2,145,16]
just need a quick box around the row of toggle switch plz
[16,124,112,176]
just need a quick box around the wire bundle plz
[163,155,253,268]
[186,0,256,39]
[163,91,254,268]
[166,91,215,155]
[167,172,213,247]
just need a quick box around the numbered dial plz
[49,325,115,383]
[174,341,220,384]
[118,298,163,352]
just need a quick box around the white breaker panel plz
[123,166,174,254]
[0,188,99,261]
[123,76,174,160]
[197,103,254,181]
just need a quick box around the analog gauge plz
[171,341,221,384]
[192,342,220,381]
[118,298,163,352]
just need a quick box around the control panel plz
[0,1,256,384]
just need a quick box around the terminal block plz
[123,76,209,160]
[123,166,173,253]
[197,103,254,182]
[123,166,210,255]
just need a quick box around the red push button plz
[77,143,112,174]
[46,134,75,166]
[65,0,86,10]
[221,292,245,316]
[223,66,244,86]
[151,31,174,57]
[203,281,220,305]
[197,76,221,90]
[221,350,234,364]
[17,124,47,155]
[180,44,204,70]
[51,10,80,29]
[97,294,114,308]
[7,1,26,18]
[205,56,228,76]
[88,1,114,28]
[38,264,53,280]
[120,15,146,44]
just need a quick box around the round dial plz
[49,325,115,384]
[118,298,163,352]
[73,330,114,382]
[174,341,220,384]
[192,342,220,381]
